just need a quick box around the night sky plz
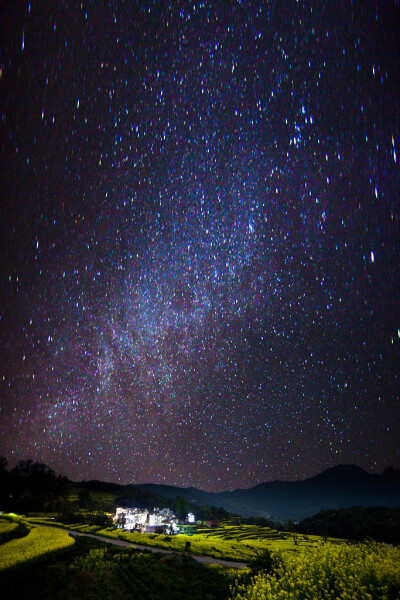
[1,1,399,493]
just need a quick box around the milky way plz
[1,1,399,491]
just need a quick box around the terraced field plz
[0,516,237,600]
[0,521,75,571]
[83,522,334,562]
[1,515,399,599]
[0,519,20,541]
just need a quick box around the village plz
[115,506,221,534]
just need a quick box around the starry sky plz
[0,1,399,493]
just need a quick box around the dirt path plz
[50,526,248,569]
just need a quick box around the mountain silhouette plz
[138,465,400,521]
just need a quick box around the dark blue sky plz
[1,0,399,491]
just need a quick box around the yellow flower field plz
[95,523,326,561]
[0,520,20,538]
[0,525,75,571]
[230,542,400,600]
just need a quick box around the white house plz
[115,506,195,532]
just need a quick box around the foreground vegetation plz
[0,525,237,600]
[1,513,400,599]
[231,542,400,600]
[0,520,75,571]
[0,519,23,544]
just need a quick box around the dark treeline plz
[297,506,400,545]
[115,492,234,523]
[0,457,69,512]
[244,516,277,528]
[197,504,232,522]
[0,457,234,525]
[244,508,400,545]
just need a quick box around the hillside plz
[138,465,400,521]
[72,465,400,522]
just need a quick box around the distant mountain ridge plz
[137,465,400,521]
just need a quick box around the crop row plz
[198,525,291,541]
[94,525,322,562]
[39,546,237,600]
[0,520,20,541]
[94,526,257,560]
[18,517,342,563]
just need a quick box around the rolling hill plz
[137,465,400,521]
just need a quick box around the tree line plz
[0,457,69,512]
[0,457,235,524]
[297,506,400,545]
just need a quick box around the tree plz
[10,460,69,511]
[117,512,126,528]
[283,518,295,532]
[78,489,93,510]
[175,495,189,521]
[249,548,283,576]
[383,465,400,479]
[0,456,10,510]
[255,516,272,528]
[198,505,211,523]
[298,506,400,545]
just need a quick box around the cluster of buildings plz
[115,506,196,534]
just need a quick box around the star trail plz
[0,1,399,492]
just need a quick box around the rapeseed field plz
[0,525,75,570]
[230,541,400,600]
